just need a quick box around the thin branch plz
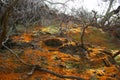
[105,0,114,15]
[1,0,8,4]
[80,24,87,48]
[27,65,36,76]
[102,59,111,67]
[35,65,84,80]
[100,50,113,57]
[2,36,33,66]
[100,50,120,58]
[45,0,70,5]
[113,50,120,58]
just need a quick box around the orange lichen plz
[12,32,32,43]
[21,33,32,42]
[0,73,21,80]
[0,25,120,80]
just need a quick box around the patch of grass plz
[41,25,59,34]
[71,27,119,50]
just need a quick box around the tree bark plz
[100,0,120,27]
[0,0,19,48]
[100,0,114,27]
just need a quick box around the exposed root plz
[2,38,32,66]
[27,65,36,76]
[32,65,84,80]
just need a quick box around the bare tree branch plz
[113,50,120,58]
[2,36,33,66]
[45,0,71,5]
[105,0,114,15]
[35,65,84,80]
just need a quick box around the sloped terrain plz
[0,26,120,80]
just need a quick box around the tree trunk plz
[0,0,19,48]
[100,0,114,27]
[105,0,114,15]
[80,24,88,48]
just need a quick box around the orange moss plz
[0,73,21,80]
[21,33,32,42]
[0,26,120,80]
[12,32,32,43]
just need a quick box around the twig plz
[35,65,84,80]
[80,24,89,49]
[100,50,120,58]
[102,59,111,67]
[100,50,113,57]
[45,0,68,5]
[2,36,32,66]
[27,65,36,76]
[113,50,120,58]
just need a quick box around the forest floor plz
[0,25,120,80]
